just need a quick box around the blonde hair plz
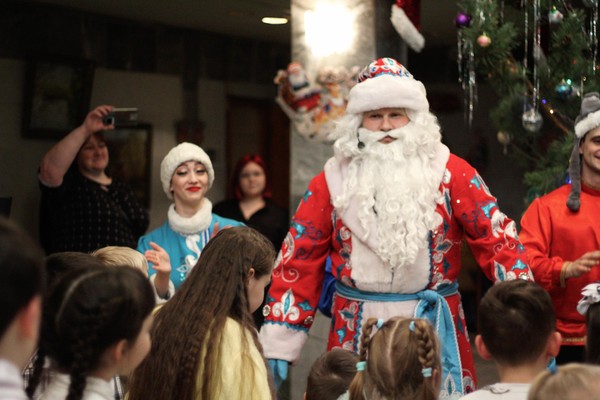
[349,317,441,400]
[528,363,600,400]
[91,246,148,276]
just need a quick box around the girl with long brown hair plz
[128,226,276,400]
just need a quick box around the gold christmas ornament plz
[477,34,492,47]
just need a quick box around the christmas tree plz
[454,0,600,202]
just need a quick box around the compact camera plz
[102,108,139,127]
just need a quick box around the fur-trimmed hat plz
[345,57,429,114]
[567,92,600,211]
[160,142,214,199]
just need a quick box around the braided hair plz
[30,266,154,400]
[349,317,441,400]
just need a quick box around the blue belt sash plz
[335,281,463,398]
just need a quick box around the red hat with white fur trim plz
[391,0,425,53]
[345,57,429,114]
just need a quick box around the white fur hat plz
[160,142,214,199]
[345,57,429,114]
[566,92,600,211]
[574,92,600,139]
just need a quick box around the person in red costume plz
[520,91,600,364]
[259,57,532,399]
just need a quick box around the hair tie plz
[376,318,384,329]
[576,282,600,315]
[421,367,433,378]
[547,358,557,375]
[356,361,366,372]
[409,321,416,332]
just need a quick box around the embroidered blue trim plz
[335,281,463,396]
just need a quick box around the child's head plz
[306,348,358,400]
[172,225,276,317]
[37,266,155,400]
[477,280,558,367]
[527,363,600,400]
[128,226,276,400]
[45,251,105,289]
[577,282,600,365]
[91,246,149,277]
[0,217,45,368]
[349,317,441,400]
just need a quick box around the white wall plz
[0,57,274,240]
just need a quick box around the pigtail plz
[63,299,117,400]
[66,326,101,400]
[413,320,436,374]
[348,318,378,400]
[350,317,440,400]
[411,319,439,400]
[43,267,154,400]
[25,349,46,399]
[66,369,86,400]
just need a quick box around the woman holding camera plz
[39,105,149,254]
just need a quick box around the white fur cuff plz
[391,4,425,53]
[259,323,309,364]
[575,110,600,138]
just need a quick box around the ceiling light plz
[262,17,288,25]
[305,3,355,57]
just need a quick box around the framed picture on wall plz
[22,57,95,139]
[105,123,153,208]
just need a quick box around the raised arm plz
[39,105,113,186]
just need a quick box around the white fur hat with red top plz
[345,57,429,115]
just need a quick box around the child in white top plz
[0,218,44,400]
[28,266,155,400]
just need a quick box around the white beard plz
[331,111,444,268]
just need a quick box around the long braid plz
[348,318,378,400]
[64,300,117,400]
[350,317,440,400]
[411,319,439,400]
[413,319,436,373]
[25,348,46,398]
[358,318,377,361]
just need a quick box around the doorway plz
[225,96,290,211]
